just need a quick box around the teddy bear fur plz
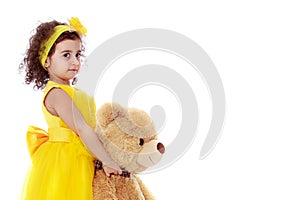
[93,103,165,200]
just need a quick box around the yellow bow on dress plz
[26,126,49,158]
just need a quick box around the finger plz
[119,168,123,174]
[112,170,119,175]
[105,171,110,177]
[109,167,121,175]
[104,169,112,177]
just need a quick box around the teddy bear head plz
[96,103,165,173]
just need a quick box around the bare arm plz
[44,88,122,175]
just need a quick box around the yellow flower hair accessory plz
[69,17,87,37]
[39,17,87,69]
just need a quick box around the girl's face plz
[46,39,82,85]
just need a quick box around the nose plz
[71,56,80,65]
[157,142,165,154]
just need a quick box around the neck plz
[49,77,71,86]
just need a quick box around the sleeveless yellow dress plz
[21,81,96,200]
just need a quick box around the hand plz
[102,162,122,177]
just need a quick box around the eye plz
[63,53,70,58]
[139,138,144,146]
[75,52,82,58]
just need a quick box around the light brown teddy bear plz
[93,102,165,200]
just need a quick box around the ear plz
[128,108,152,127]
[44,57,50,69]
[97,102,127,128]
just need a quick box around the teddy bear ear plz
[97,102,127,128]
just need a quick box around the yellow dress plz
[21,81,96,200]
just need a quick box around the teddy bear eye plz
[139,138,144,146]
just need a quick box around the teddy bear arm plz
[112,175,145,200]
[93,170,118,200]
[135,176,156,200]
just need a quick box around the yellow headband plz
[39,17,87,69]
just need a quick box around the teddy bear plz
[93,102,165,200]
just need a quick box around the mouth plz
[69,69,78,72]
[137,152,163,168]
[148,155,156,165]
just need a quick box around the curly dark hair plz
[19,20,83,90]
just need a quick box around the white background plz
[1,0,300,199]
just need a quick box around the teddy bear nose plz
[157,142,165,154]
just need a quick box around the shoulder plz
[44,81,74,109]
[45,87,71,104]
[44,87,74,117]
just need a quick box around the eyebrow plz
[60,50,82,54]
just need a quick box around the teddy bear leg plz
[135,176,156,200]
[93,170,118,200]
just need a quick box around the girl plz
[19,17,122,199]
